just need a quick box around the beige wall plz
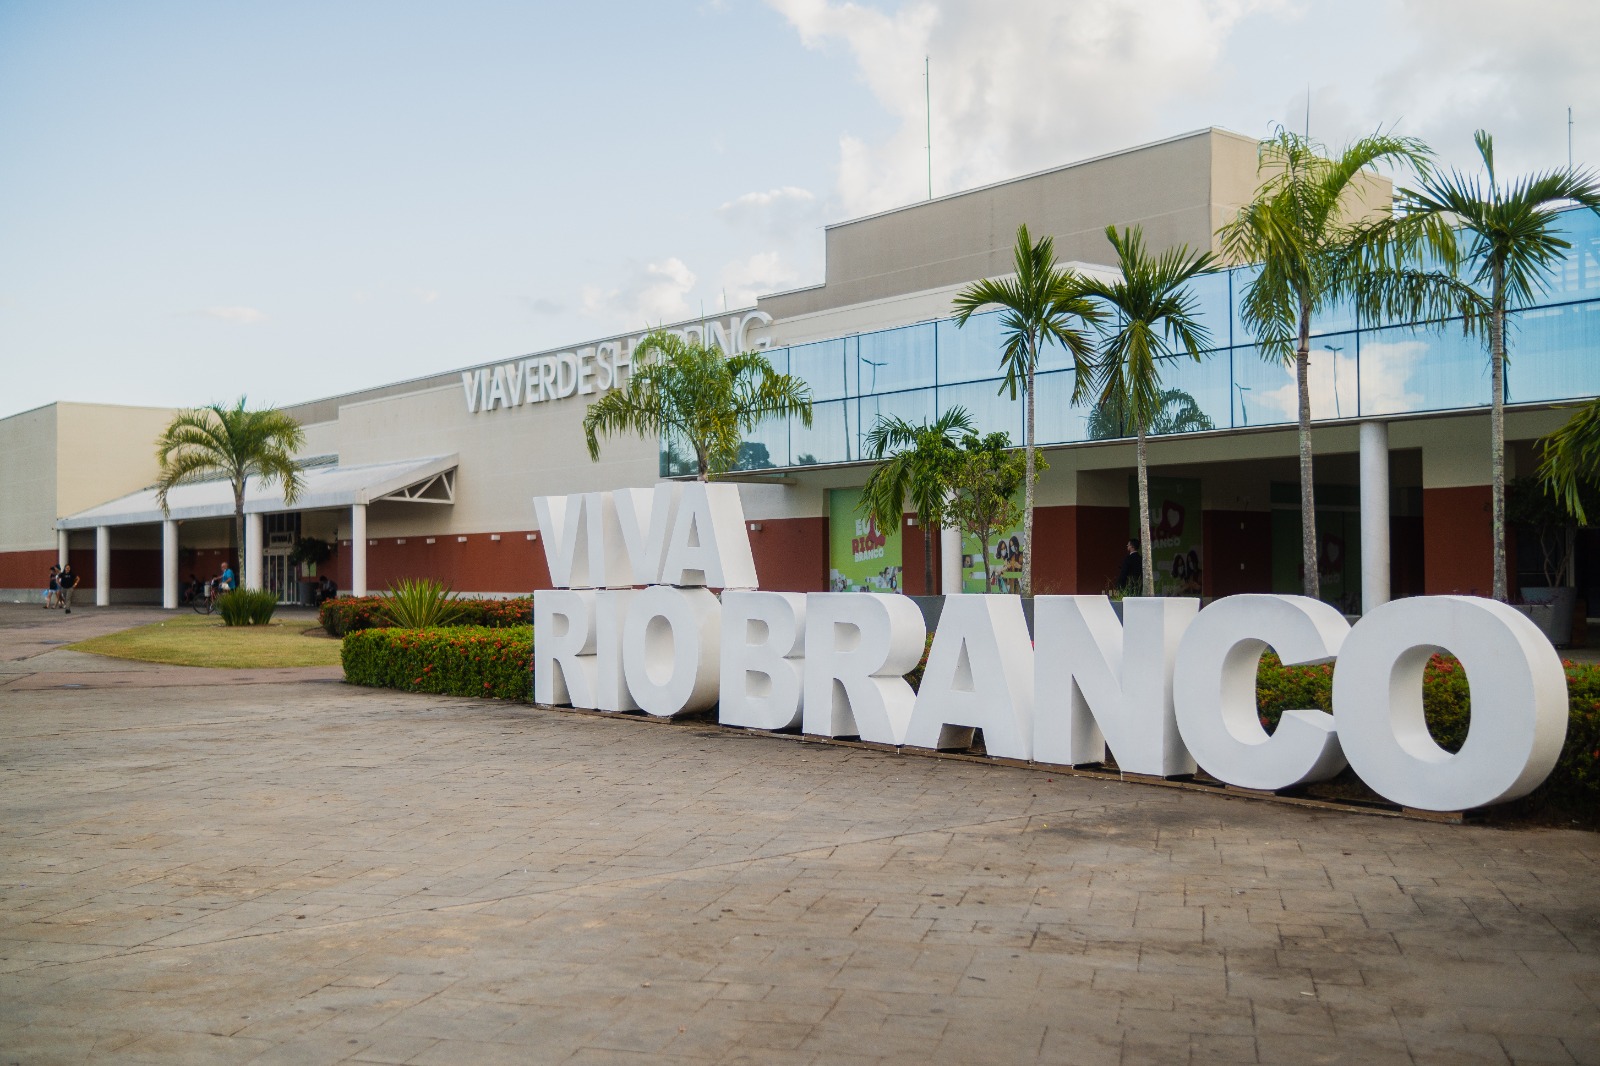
[0,405,59,552]
[760,129,1271,321]
[0,402,172,552]
[53,404,172,518]
[328,382,659,539]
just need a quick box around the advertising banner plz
[959,492,1026,594]
[1129,476,1204,595]
[828,488,903,593]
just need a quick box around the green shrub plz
[905,634,936,693]
[342,626,532,700]
[1256,652,1600,818]
[216,588,278,626]
[380,578,464,629]
[320,595,533,637]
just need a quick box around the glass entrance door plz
[263,552,300,604]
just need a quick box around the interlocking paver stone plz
[2,604,1599,1064]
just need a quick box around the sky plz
[2,0,1596,420]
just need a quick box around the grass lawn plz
[69,614,342,669]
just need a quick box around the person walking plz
[45,564,60,609]
[1114,538,1142,595]
[58,563,79,613]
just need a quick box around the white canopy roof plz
[58,454,458,530]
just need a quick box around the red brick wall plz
[897,518,944,596]
[1203,510,1273,598]
[358,531,550,595]
[1392,515,1425,599]
[1423,485,1492,595]
[1073,505,1133,595]
[748,516,827,593]
[0,549,56,591]
[1031,505,1078,595]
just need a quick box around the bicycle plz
[192,582,220,615]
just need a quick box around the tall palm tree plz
[1398,131,1600,601]
[1076,226,1215,594]
[584,330,813,481]
[1218,129,1453,599]
[155,398,306,589]
[859,406,976,593]
[953,224,1101,597]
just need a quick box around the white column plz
[57,529,68,569]
[95,525,111,607]
[351,503,368,597]
[162,520,179,609]
[1360,420,1391,613]
[245,513,264,592]
[940,524,962,594]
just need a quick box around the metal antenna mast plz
[1570,107,1575,171]
[925,56,932,199]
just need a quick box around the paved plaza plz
[1,606,1598,1064]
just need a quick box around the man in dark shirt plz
[1114,539,1142,595]
[58,564,79,613]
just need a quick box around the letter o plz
[621,586,721,717]
[1332,596,1567,811]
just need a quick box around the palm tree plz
[155,398,306,589]
[1540,398,1600,524]
[1218,129,1453,599]
[1076,226,1215,594]
[859,406,976,593]
[583,330,813,481]
[1085,387,1215,441]
[1398,131,1600,601]
[953,224,1101,597]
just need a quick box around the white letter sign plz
[1332,596,1568,811]
[1173,595,1349,791]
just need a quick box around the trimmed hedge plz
[321,595,532,637]
[1256,652,1600,816]
[342,626,532,700]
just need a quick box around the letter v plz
[533,493,590,588]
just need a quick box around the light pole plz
[1234,383,1252,427]
[1323,345,1344,418]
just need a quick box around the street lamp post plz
[1323,345,1344,418]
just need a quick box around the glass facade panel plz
[1507,302,1600,404]
[1229,263,1264,346]
[664,206,1600,472]
[857,388,937,457]
[788,339,848,402]
[853,322,937,396]
[1544,208,1600,301]
[938,378,1023,441]
[790,399,854,467]
[1187,271,1232,350]
[1359,323,1485,415]
[935,311,1009,384]
[1229,346,1297,429]
[733,414,790,472]
[1153,351,1234,434]
[1035,370,1091,445]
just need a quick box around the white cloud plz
[768,0,1283,216]
[201,306,266,324]
[720,251,804,307]
[1254,342,1421,422]
[412,288,439,305]
[1368,0,1600,174]
[581,258,699,328]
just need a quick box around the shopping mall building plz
[4,128,1598,612]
